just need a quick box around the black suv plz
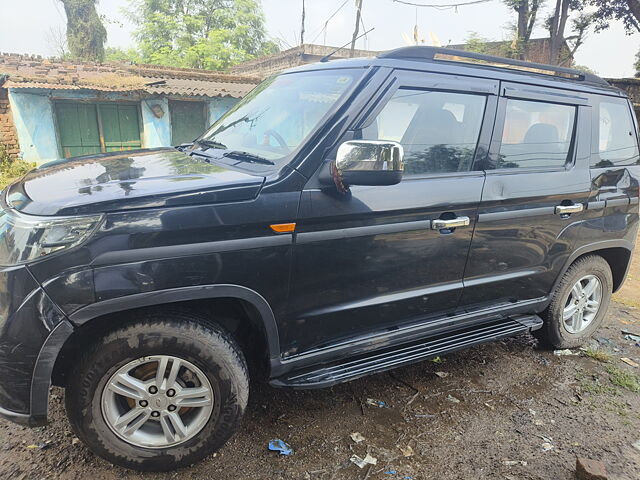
[1,47,638,471]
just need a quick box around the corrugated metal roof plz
[0,53,259,98]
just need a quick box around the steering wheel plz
[263,129,290,153]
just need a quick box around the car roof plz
[283,46,624,98]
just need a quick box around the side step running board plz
[270,315,543,389]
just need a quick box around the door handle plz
[431,216,470,230]
[555,203,584,215]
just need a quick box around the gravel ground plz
[2,289,640,479]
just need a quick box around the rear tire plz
[65,311,249,471]
[535,255,613,349]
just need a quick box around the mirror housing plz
[333,140,404,188]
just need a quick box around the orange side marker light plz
[270,223,296,233]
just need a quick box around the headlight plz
[0,209,103,266]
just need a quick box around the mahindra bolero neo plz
[0,47,638,470]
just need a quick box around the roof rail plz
[378,46,609,87]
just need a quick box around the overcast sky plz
[0,0,638,77]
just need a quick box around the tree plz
[503,0,541,59]
[59,0,107,62]
[588,0,640,33]
[124,0,279,70]
[546,0,593,65]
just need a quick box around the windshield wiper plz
[195,139,227,150]
[223,151,275,166]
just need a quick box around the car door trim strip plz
[295,220,432,244]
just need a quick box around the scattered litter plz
[554,349,578,356]
[484,402,495,410]
[398,444,414,457]
[268,439,293,456]
[350,453,377,469]
[528,409,536,416]
[415,413,436,418]
[632,440,640,452]
[434,371,449,378]
[534,419,544,426]
[366,398,388,408]
[503,460,528,467]
[430,356,445,364]
[620,357,639,368]
[447,394,461,404]
[622,330,640,342]
[350,432,365,444]
[71,437,80,446]
[541,442,554,451]
[384,471,397,475]
[26,442,51,450]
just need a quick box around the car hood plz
[6,148,265,216]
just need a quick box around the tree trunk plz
[350,0,363,57]
[548,0,570,65]
[629,0,640,28]
[60,0,107,62]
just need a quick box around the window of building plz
[592,99,639,167]
[497,99,576,169]
[54,102,142,158]
[361,89,487,175]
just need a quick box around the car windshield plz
[194,68,362,167]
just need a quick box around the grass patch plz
[607,366,640,393]
[583,347,613,363]
[0,145,35,189]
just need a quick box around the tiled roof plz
[0,53,260,97]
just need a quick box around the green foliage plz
[588,0,640,34]
[464,32,492,55]
[0,146,35,189]
[635,49,640,77]
[583,347,612,363]
[123,0,279,70]
[105,47,143,64]
[60,0,107,62]
[607,365,640,392]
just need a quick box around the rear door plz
[460,82,593,310]
[282,70,498,357]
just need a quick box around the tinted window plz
[593,99,639,167]
[361,89,486,175]
[498,99,575,169]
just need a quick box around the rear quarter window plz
[592,98,639,168]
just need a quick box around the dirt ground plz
[2,262,640,479]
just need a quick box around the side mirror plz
[334,140,404,187]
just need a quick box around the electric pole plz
[300,0,306,45]
[350,0,363,57]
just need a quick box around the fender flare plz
[68,284,282,363]
[548,239,634,302]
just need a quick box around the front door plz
[460,82,593,310]
[282,71,499,357]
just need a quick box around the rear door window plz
[497,99,576,169]
[593,99,639,167]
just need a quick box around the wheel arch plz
[51,285,281,388]
[555,240,634,294]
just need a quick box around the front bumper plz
[0,265,71,426]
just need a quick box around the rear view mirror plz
[334,140,404,187]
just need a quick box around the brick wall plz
[0,88,20,161]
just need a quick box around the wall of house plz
[208,97,238,126]
[8,89,59,163]
[0,88,20,161]
[7,89,240,164]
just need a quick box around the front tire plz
[65,311,249,471]
[536,255,613,349]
